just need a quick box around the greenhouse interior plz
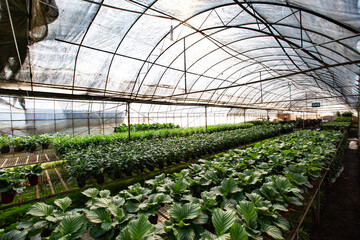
[0,0,360,239]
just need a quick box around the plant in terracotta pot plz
[0,135,10,154]
[24,164,43,186]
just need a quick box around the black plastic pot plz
[1,192,16,204]
[41,143,50,149]
[0,146,10,154]
[76,177,86,188]
[14,146,25,152]
[149,214,158,224]
[95,174,105,184]
[158,162,164,169]
[28,175,39,186]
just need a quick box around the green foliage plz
[0,129,344,240]
[64,124,294,183]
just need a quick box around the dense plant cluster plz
[323,122,351,130]
[0,134,56,154]
[0,130,344,240]
[53,123,254,155]
[333,117,352,122]
[114,123,180,133]
[64,124,293,187]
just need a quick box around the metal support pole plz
[127,102,131,141]
[87,104,91,135]
[187,113,189,127]
[183,38,187,93]
[33,98,36,134]
[302,111,305,129]
[260,72,263,103]
[115,107,118,127]
[9,96,14,137]
[53,99,57,133]
[244,109,246,125]
[71,100,75,136]
[205,106,208,133]
[289,83,292,108]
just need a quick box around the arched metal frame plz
[1,0,359,112]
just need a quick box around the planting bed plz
[0,129,345,240]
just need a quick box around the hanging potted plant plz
[24,164,43,186]
[0,135,10,154]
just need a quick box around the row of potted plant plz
[0,129,344,239]
[0,134,56,154]
[114,123,180,132]
[64,124,295,188]
[323,121,351,130]
[53,122,255,155]
[0,164,43,204]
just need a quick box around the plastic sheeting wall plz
[0,0,359,112]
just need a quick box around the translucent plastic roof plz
[1,0,360,111]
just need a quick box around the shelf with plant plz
[0,129,345,240]
[64,124,294,188]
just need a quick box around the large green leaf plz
[212,208,236,235]
[262,225,284,240]
[128,214,152,240]
[173,227,196,240]
[87,209,111,224]
[169,203,201,222]
[82,188,99,198]
[100,190,111,198]
[54,197,72,212]
[56,214,87,240]
[236,201,257,225]
[220,178,240,197]
[108,203,124,219]
[229,222,248,240]
[0,230,27,240]
[274,216,290,231]
[27,202,54,217]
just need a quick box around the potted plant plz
[24,135,38,153]
[38,134,52,149]
[11,137,26,152]
[0,135,10,154]
[24,164,43,186]
[0,170,26,204]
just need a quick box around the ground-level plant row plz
[0,129,344,240]
[64,124,294,187]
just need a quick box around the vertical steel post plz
[53,99,57,133]
[244,109,246,125]
[87,103,91,135]
[71,100,75,136]
[33,98,36,134]
[127,102,131,141]
[9,96,14,137]
[205,106,208,133]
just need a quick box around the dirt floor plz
[311,140,360,240]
